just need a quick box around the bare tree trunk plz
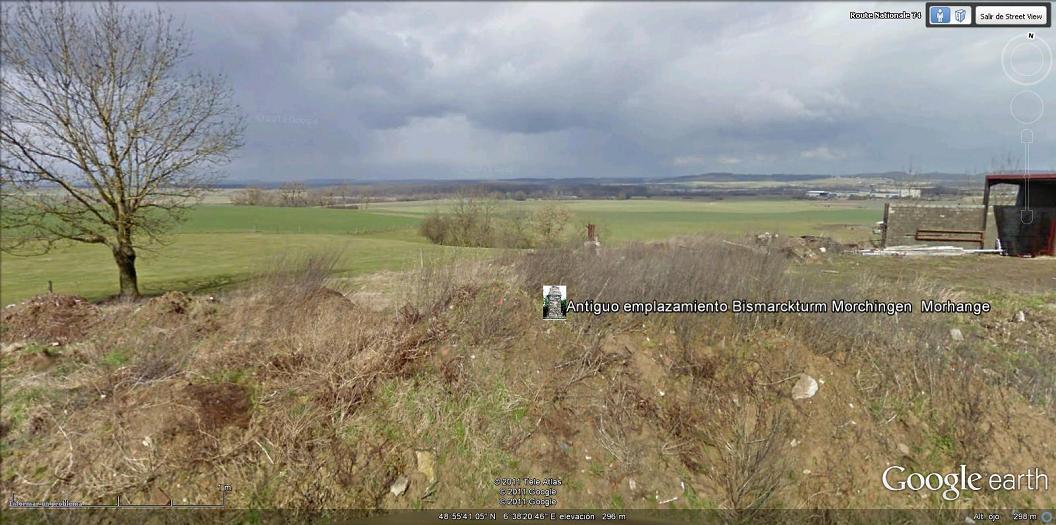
[112,243,140,298]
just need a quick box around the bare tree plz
[278,182,307,207]
[231,187,268,206]
[335,182,353,206]
[0,2,243,298]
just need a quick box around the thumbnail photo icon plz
[543,285,568,320]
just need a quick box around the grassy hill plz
[2,238,1053,513]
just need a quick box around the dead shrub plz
[938,359,994,465]
[253,250,343,300]
[402,251,502,319]
[709,399,792,513]
[593,375,651,476]
[660,398,715,473]
[440,354,468,386]
[226,249,352,339]
[128,344,192,384]
[554,321,623,389]
[397,303,422,325]
[451,283,529,347]
[673,344,719,382]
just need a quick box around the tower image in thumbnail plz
[543,285,567,320]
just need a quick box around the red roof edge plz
[986,172,1056,184]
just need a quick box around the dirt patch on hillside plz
[304,287,355,313]
[132,291,221,330]
[0,294,97,344]
[146,291,195,316]
[185,383,251,431]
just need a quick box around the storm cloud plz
[160,2,1053,181]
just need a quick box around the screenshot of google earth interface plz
[1,1,1054,524]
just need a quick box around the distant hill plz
[657,171,983,184]
[218,171,990,189]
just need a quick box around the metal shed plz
[982,173,1056,256]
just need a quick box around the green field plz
[372,198,882,242]
[173,205,422,236]
[0,198,883,304]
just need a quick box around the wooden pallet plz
[914,229,985,247]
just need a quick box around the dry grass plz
[2,239,1054,512]
[2,250,434,507]
[514,236,1056,507]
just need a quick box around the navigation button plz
[930,6,952,23]
[976,4,1050,26]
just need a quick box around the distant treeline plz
[226,180,787,207]
[228,177,980,207]
[229,180,658,206]
[230,184,365,208]
[350,180,658,201]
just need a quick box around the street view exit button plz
[976,4,1050,26]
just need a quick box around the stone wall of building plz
[883,204,998,248]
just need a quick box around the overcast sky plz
[159,2,1053,181]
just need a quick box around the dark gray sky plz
[162,2,1053,181]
